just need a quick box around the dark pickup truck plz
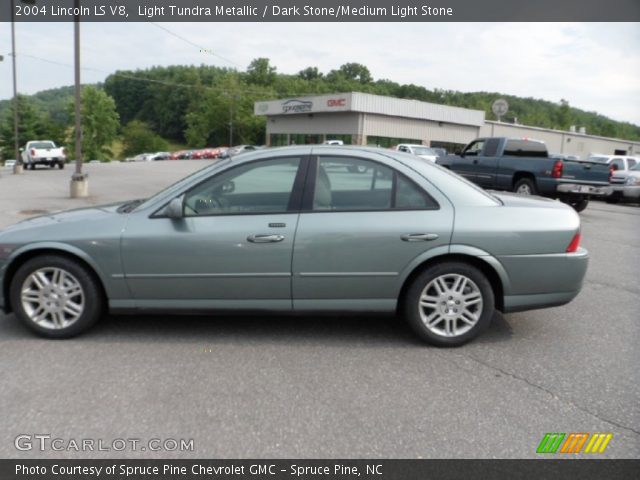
[436,137,611,211]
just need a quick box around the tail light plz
[30,148,36,156]
[566,232,581,253]
[551,160,563,178]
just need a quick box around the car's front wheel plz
[404,261,495,347]
[9,255,103,338]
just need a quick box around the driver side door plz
[120,156,307,310]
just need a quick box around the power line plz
[148,22,242,68]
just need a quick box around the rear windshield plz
[503,140,548,157]
[30,142,56,149]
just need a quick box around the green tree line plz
[1,59,639,160]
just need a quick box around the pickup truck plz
[436,137,611,211]
[21,140,66,170]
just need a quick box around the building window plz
[366,136,422,148]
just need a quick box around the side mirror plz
[166,195,184,219]
[19,147,24,153]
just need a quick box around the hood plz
[1,202,124,234]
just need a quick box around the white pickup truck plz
[21,140,66,170]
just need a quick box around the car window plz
[611,158,624,170]
[183,157,301,216]
[30,142,56,149]
[627,158,636,168]
[503,139,548,157]
[313,157,437,211]
[465,140,485,156]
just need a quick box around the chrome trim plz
[298,272,398,277]
[123,272,292,279]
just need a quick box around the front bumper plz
[557,183,611,197]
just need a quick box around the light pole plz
[69,0,88,197]
[9,0,36,174]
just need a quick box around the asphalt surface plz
[0,161,638,459]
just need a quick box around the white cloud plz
[1,22,639,124]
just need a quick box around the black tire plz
[605,194,621,204]
[513,177,537,195]
[404,261,495,347]
[58,162,64,170]
[569,199,589,212]
[9,255,104,338]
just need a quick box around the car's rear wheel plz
[404,262,495,347]
[58,162,64,170]
[9,255,103,338]
[513,178,537,195]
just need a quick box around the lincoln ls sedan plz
[0,146,589,346]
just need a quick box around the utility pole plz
[11,0,23,174]
[70,0,88,197]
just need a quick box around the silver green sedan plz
[0,146,588,346]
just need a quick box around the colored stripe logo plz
[537,433,612,454]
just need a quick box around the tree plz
[556,99,572,130]
[328,63,373,84]
[246,58,277,86]
[68,86,120,161]
[185,73,271,147]
[121,120,168,158]
[0,95,47,156]
[298,67,323,81]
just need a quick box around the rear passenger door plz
[291,155,453,310]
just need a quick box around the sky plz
[1,22,639,125]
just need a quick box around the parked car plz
[437,137,611,212]
[191,148,221,160]
[148,152,170,161]
[169,150,193,160]
[588,154,638,173]
[324,140,344,145]
[125,153,152,162]
[395,144,439,162]
[432,148,448,158]
[609,162,640,203]
[0,146,588,346]
[3,159,17,168]
[21,140,66,170]
[219,145,258,158]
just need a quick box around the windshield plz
[30,142,56,149]
[631,163,640,171]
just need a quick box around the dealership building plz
[254,92,640,157]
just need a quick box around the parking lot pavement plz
[0,162,638,459]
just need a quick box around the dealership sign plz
[282,99,313,113]
[255,94,352,115]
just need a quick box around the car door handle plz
[247,234,285,243]
[401,233,439,242]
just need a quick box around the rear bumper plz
[499,247,589,313]
[556,183,611,197]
